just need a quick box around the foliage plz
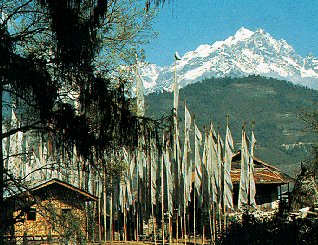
[219,214,318,245]
[0,0,161,240]
[145,75,318,174]
[298,103,318,175]
[1,0,159,156]
[291,163,318,210]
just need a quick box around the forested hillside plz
[145,75,318,176]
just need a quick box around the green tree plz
[299,104,318,174]
[0,0,160,241]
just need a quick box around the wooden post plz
[210,203,215,244]
[184,198,187,245]
[162,146,165,245]
[110,182,113,241]
[136,153,139,242]
[217,202,222,237]
[136,190,139,241]
[169,215,172,245]
[180,215,183,243]
[194,192,196,245]
[123,202,127,242]
[152,203,157,245]
[98,182,102,243]
[103,168,107,243]
[202,224,205,245]
[176,212,179,245]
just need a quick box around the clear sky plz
[144,0,318,67]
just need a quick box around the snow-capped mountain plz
[141,27,318,93]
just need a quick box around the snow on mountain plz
[141,27,318,93]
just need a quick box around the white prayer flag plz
[224,124,234,210]
[238,129,249,210]
[194,123,202,194]
[249,131,257,209]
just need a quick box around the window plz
[27,208,36,221]
[62,208,71,215]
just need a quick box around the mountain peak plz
[141,28,318,93]
[234,27,255,40]
[221,27,255,47]
[255,28,266,34]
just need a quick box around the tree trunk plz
[0,86,4,243]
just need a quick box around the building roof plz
[231,151,294,185]
[31,178,98,202]
[5,178,98,212]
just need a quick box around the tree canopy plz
[0,0,163,239]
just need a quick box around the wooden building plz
[231,151,294,211]
[4,179,98,244]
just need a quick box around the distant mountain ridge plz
[145,76,318,177]
[141,27,318,93]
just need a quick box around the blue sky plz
[144,0,318,67]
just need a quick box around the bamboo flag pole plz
[161,138,165,245]
[194,191,196,245]
[176,212,179,245]
[169,215,172,245]
[124,194,127,242]
[194,121,196,245]
[136,205,138,241]
[180,215,183,242]
[152,203,157,245]
[209,204,212,244]
[222,117,228,232]
[149,145,157,245]
[166,142,173,245]
[193,119,202,245]
[98,177,102,243]
[183,101,189,245]
[211,203,216,245]
[135,150,139,242]
[103,167,107,243]
[173,52,181,245]
[136,178,139,241]
[184,200,186,245]
[202,225,205,245]
[110,178,113,241]
[202,129,206,245]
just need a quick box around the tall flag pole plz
[238,124,249,211]
[164,140,173,245]
[135,58,145,117]
[249,122,257,210]
[174,52,181,111]
[103,165,107,242]
[181,103,192,245]
[173,52,181,162]
[201,128,209,245]
[150,139,157,245]
[216,129,224,234]
[135,59,145,241]
[207,124,216,242]
[161,135,165,245]
[173,53,181,245]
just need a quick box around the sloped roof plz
[231,151,294,185]
[31,178,98,202]
[5,178,98,212]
